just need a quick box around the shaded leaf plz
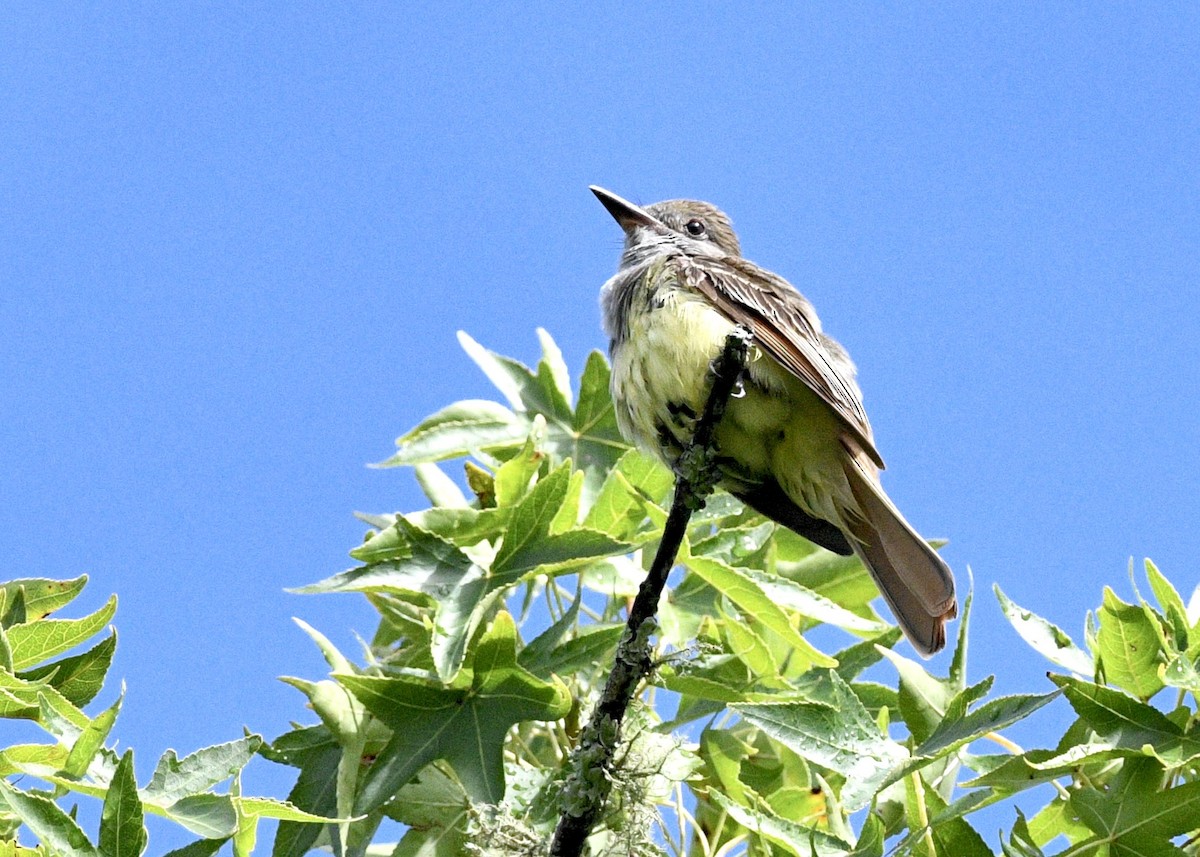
[342,611,570,811]
[99,750,147,857]
[707,789,855,856]
[734,671,907,811]
[1069,756,1200,856]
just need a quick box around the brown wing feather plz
[682,257,886,468]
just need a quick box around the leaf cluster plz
[0,579,334,856]
[261,332,1200,856]
[4,331,1198,856]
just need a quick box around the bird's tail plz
[838,438,957,656]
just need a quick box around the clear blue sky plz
[4,3,1198,847]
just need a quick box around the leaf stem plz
[910,772,937,857]
[984,730,1023,754]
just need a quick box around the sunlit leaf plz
[1096,586,1164,700]
[684,552,836,670]
[995,585,1093,676]
[379,399,529,467]
[1050,674,1200,766]
[1069,756,1200,855]
[7,595,116,671]
[0,577,88,623]
[144,736,263,806]
[0,779,100,857]
[707,789,855,856]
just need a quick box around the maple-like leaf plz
[339,611,571,812]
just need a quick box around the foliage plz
[0,580,336,855]
[4,330,1199,855]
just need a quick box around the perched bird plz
[591,186,957,655]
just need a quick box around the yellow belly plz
[610,286,848,524]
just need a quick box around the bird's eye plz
[685,219,707,237]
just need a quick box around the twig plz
[549,328,751,856]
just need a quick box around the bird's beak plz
[590,186,663,235]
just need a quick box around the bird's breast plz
[608,265,848,523]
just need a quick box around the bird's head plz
[590,186,741,262]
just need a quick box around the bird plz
[591,185,957,655]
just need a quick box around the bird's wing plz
[684,256,885,468]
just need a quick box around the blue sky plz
[3,3,1198,848]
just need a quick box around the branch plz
[550,327,751,857]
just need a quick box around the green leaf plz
[300,520,491,681]
[903,770,992,857]
[995,585,1094,676]
[876,647,955,745]
[571,350,619,441]
[457,331,565,419]
[64,688,123,778]
[778,550,880,617]
[0,779,100,857]
[536,327,573,409]
[658,669,752,704]
[235,796,342,824]
[19,631,116,708]
[0,576,88,622]
[833,629,903,682]
[915,687,1059,760]
[721,608,779,677]
[144,736,263,806]
[1069,756,1200,856]
[490,463,568,577]
[1050,674,1200,766]
[1143,559,1189,646]
[492,464,633,580]
[738,565,888,633]
[263,727,339,857]
[734,671,907,811]
[161,837,228,857]
[378,399,528,467]
[0,667,59,719]
[342,611,570,811]
[7,595,116,671]
[1096,586,1165,699]
[160,794,238,840]
[851,812,885,857]
[581,449,672,540]
[1025,795,1094,848]
[706,790,854,856]
[520,623,622,678]
[99,750,147,857]
[385,765,470,857]
[0,742,69,777]
[1001,809,1046,857]
[566,350,628,502]
[493,419,548,507]
[683,553,837,670]
[1162,651,1200,693]
[698,728,755,804]
[413,463,468,508]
